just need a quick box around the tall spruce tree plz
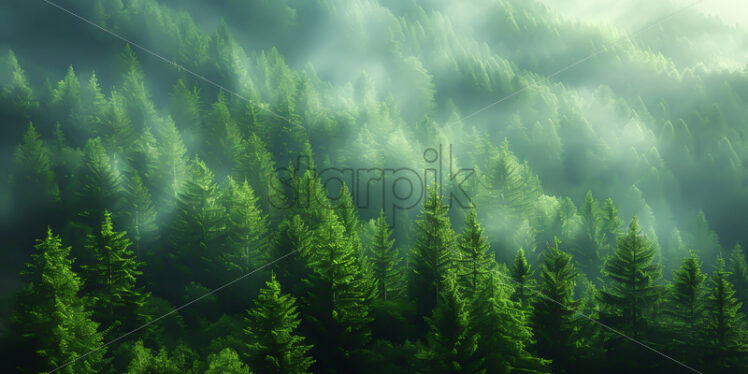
[531,240,581,373]
[124,173,159,256]
[409,183,456,321]
[667,251,706,333]
[728,244,748,313]
[416,275,482,374]
[11,229,106,373]
[702,257,746,370]
[13,123,60,202]
[244,274,314,374]
[78,137,124,226]
[470,273,548,374]
[456,206,493,299]
[223,177,268,271]
[370,209,403,301]
[302,208,371,373]
[82,210,149,336]
[510,247,535,308]
[168,157,227,287]
[600,217,662,339]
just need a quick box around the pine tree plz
[531,240,581,373]
[99,90,136,152]
[509,247,535,308]
[703,257,746,370]
[272,215,314,294]
[456,206,493,298]
[152,117,188,212]
[51,65,82,127]
[599,197,623,256]
[667,251,706,333]
[205,95,241,173]
[1,50,38,116]
[302,208,371,373]
[728,244,748,312]
[600,217,662,339]
[169,158,227,286]
[409,183,456,320]
[82,210,149,336]
[205,348,251,374]
[223,177,268,271]
[232,133,277,213]
[470,273,548,374]
[77,72,107,135]
[370,209,403,301]
[572,191,605,278]
[12,123,60,202]
[244,274,314,374]
[416,275,482,373]
[124,174,158,257]
[11,229,106,373]
[78,137,124,225]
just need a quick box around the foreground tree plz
[531,240,581,373]
[667,252,706,334]
[370,209,403,301]
[11,229,106,373]
[409,184,456,321]
[509,247,535,308]
[702,257,747,371]
[456,206,493,299]
[416,276,482,373]
[82,210,149,336]
[245,274,314,374]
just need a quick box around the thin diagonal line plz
[41,0,302,127]
[452,0,707,125]
[46,249,299,374]
[493,271,703,374]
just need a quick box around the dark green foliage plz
[12,123,59,201]
[124,173,159,256]
[11,229,106,373]
[531,240,581,373]
[667,251,706,333]
[470,273,548,374]
[702,257,747,370]
[223,177,268,271]
[244,274,314,374]
[370,209,403,301]
[416,275,482,374]
[82,210,149,336]
[728,244,748,313]
[600,217,662,339]
[302,208,371,373]
[510,247,535,308]
[456,206,493,298]
[409,184,456,320]
[205,348,252,374]
[78,137,124,225]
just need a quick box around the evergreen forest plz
[0,0,746,373]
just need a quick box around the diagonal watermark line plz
[493,270,703,374]
[450,0,708,125]
[45,249,299,374]
[41,0,302,127]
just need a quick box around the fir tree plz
[152,117,188,212]
[302,208,371,373]
[456,206,493,298]
[205,348,251,374]
[13,123,60,201]
[409,183,456,320]
[232,133,277,213]
[11,229,106,373]
[600,217,662,339]
[600,197,623,256]
[82,210,149,336]
[509,247,535,308]
[667,251,706,333]
[728,244,748,312]
[205,95,242,173]
[531,240,580,373]
[470,273,548,374]
[572,190,605,278]
[1,50,38,116]
[223,177,268,271]
[245,274,314,374]
[78,137,124,225]
[702,257,746,370]
[416,275,482,374]
[169,157,227,286]
[370,209,403,301]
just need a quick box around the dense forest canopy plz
[0,0,746,373]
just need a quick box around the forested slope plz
[0,0,746,373]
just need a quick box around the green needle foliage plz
[456,206,494,299]
[245,274,314,374]
[370,209,403,301]
[509,247,535,309]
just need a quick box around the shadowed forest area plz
[0,0,746,373]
